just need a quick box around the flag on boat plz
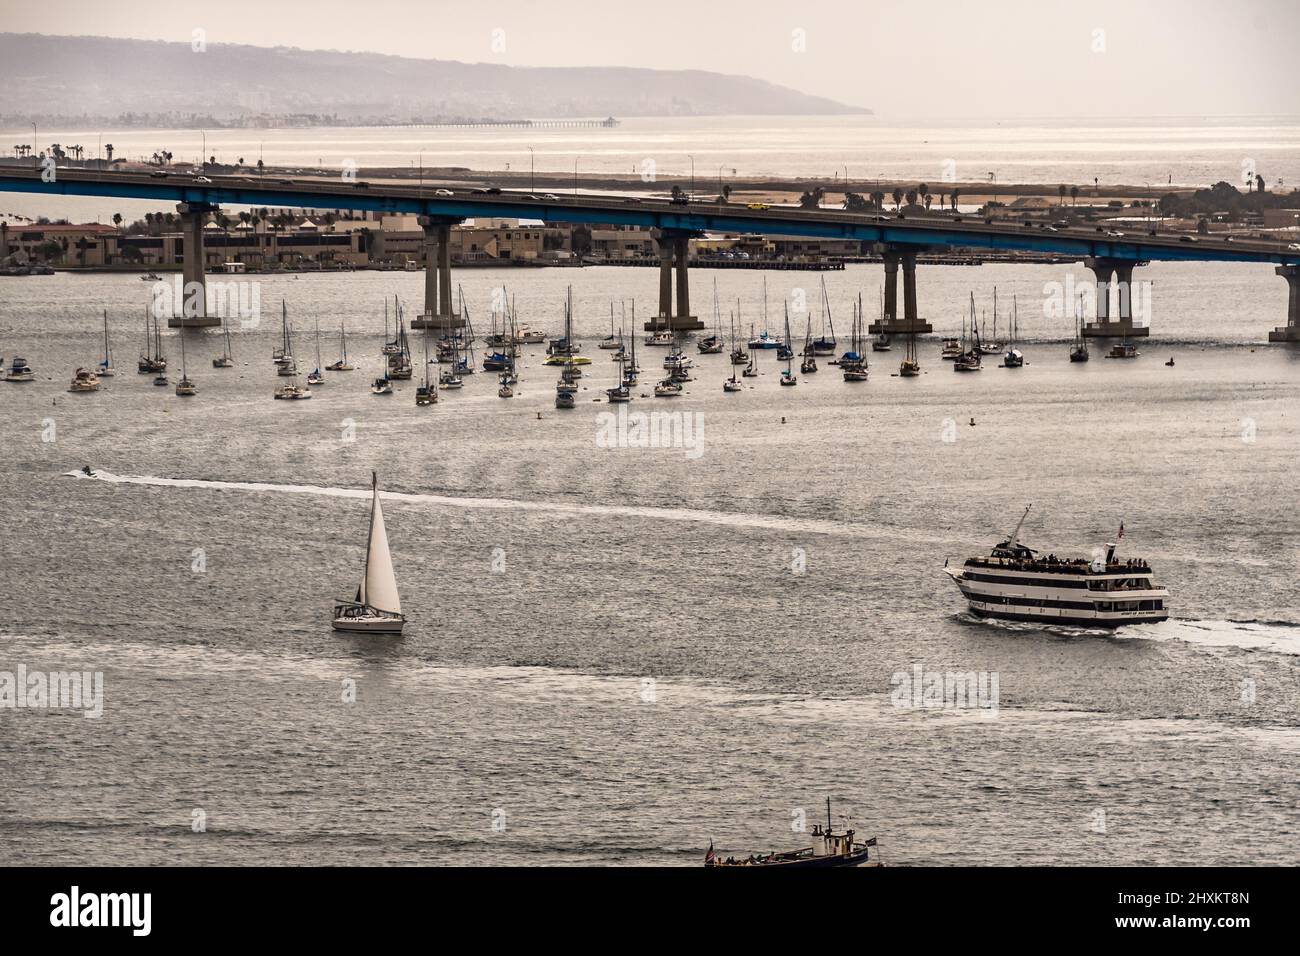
[704,840,715,864]
[1117,522,1125,540]
[865,837,877,847]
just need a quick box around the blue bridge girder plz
[2,166,1297,267]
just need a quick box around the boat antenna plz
[1009,504,1032,548]
[826,797,832,833]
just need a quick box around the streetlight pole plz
[528,147,534,192]
[574,157,579,196]
[201,131,207,170]
[32,123,37,169]
[717,164,724,201]
[687,154,695,199]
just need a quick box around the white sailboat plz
[332,473,405,634]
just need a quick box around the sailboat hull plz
[332,606,405,634]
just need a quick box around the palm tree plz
[892,187,904,210]
[1070,186,1079,206]
[950,187,961,210]
[905,189,918,207]
[1256,173,1265,193]
[871,190,886,210]
[104,143,114,163]
[1058,184,1067,205]
[112,213,123,231]
[923,193,932,211]
[918,183,929,201]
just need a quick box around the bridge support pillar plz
[645,230,703,332]
[868,248,932,335]
[1083,257,1149,337]
[169,203,221,328]
[1268,265,1300,343]
[412,217,464,329]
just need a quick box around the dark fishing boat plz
[705,799,880,869]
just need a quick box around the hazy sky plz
[4,0,1298,118]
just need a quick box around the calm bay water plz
[1,262,1298,866]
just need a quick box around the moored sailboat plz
[1001,295,1024,368]
[174,324,197,396]
[212,312,235,368]
[98,310,115,376]
[138,307,166,374]
[779,303,798,386]
[326,321,354,371]
[307,319,326,385]
[1069,294,1090,362]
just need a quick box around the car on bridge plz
[747,203,770,211]
[193,176,212,184]
[435,188,454,196]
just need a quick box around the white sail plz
[359,477,401,615]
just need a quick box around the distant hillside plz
[0,33,869,125]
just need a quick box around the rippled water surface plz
[1,265,1298,865]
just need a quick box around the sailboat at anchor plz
[332,473,405,635]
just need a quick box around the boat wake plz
[1125,618,1300,657]
[961,611,1300,656]
[62,468,949,542]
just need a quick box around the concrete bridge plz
[3,166,1298,340]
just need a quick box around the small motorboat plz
[174,376,197,396]
[67,367,100,392]
[1106,341,1139,359]
[273,381,312,400]
[4,357,36,382]
[1165,357,1175,367]
[940,337,961,360]
[872,333,891,352]
[653,378,683,397]
[371,376,394,395]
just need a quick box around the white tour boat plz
[944,507,1170,628]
